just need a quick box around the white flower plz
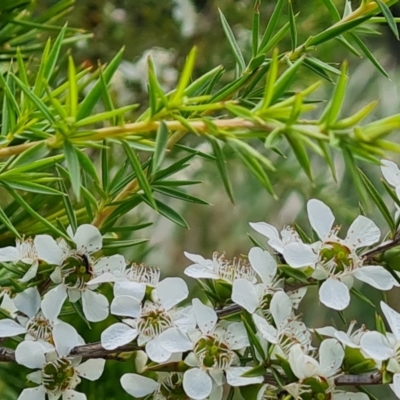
[391,373,400,399]
[249,222,300,253]
[283,199,397,310]
[232,247,306,315]
[184,251,256,284]
[316,321,366,349]
[182,299,263,400]
[16,323,105,400]
[253,291,312,357]
[381,159,400,219]
[0,238,39,282]
[285,340,366,400]
[38,225,125,322]
[101,278,194,363]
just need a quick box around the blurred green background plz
[2,0,400,398]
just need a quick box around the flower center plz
[62,254,93,290]
[319,241,352,274]
[194,335,234,369]
[16,238,37,261]
[126,264,160,286]
[26,315,53,341]
[160,373,188,400]
[214,253,256,283]
[137,306,173,337]
[299,377,330,400]
[42,358,77,394]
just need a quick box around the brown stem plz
[362,230,400,261]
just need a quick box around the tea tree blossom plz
[283,199,397,310]
[182,299,263,400]
[101,277,194,362]
[15,323,105,400]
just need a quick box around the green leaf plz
[142,197,189,228]
[152,122,169,173]
[288,0,297,51]
[44,25,67,82]
[259,0,285,52]
[154,186,210,205]
[77,47,124,120]
[57,167,77,234]
[208,137,234,203]
[241,313,265,360]
[259,48,278,111]
[320,0,341,21]
[350,287,376,308]
[0,206,21,239]
[102,238,148,250]
[75,105,137,127]
[111,223,153,233]
[75,148,99,183]
[375,0,399,39]
[279,265,309,284]
[359,169,395,233]
[68,56,78,118]
[1,180,62,196]
[218,9,246,74]
[64,141,81,201]
[251,1,260,56]
[172,47,197,104]
[272,57,304,103]
[121,141,157,209]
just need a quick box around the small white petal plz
[72,224,102,253]
[145,337,171,363]
[63,390,86,400]
[315,326,337,337]
[253,314,278,344]
[226,366,264,386]
[283,242,318,268]
[87,272,117,285]
[76,358,105,381]
[381,159,400,187]
[390,373,400,397]
[173,305,196,332]
[319,339,344,378]
[249,247,277,285]
[381,301,400,341]
[352,266,396,290]
[113,280,146,300]
[121,373,159,397]
[53,321,80,357]
[249,222,280,243]
[15,341,45,368]
[307,199,335,240]
[18,387,46,400]
[26,370,42,384]
[345,216,380,249]
[93,255,125,275]
[156,278,188,310]
[360,331,395,361]
[19,261,39,283]
[271,291,292,327]
[158,327,193,352]
[334,331,359,348]
[82,290,109,322]
[192,298,217,334]
[183,368,213,400]
[111,295,141,318]
[0,319,25,337]
[41,284,67,321]
[101,323,138,350]
[68,289,81,303]
[288,287,307,309]
[14,287,41,318]
[226,322,249,350]
[232,279,260,314]
[0,246,18,262]
[289,344,319,380]
[333,392,369,400]
[34,235,65,265]
[319,278,350,311]
[184,264,219,279]
[184,251,207,264]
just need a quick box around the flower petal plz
[53,321,80,357]
[253,314,278,344]
[72,224,102,253]
[82,290,109,322]
[0,246,18,262]
[192,298,217,334]
[319,278,350,311]
[288,343,319,380]
[345,216,380,249]
[271,291,292,327]
[34,235,65,265]
[14,287,41,318]
[101,323,138,350]
[249,247,277,285]
[226,322,249,350]
[390,373,400,398]
[93,254,125,275]
[41,284,67,321]
[15,341,45,368]
[145,337,171,363]
[0,319,25,337]
[76,358,105,381]
[283,242,318,268]
[333,392,369,400]
[381,159,400,187]
[381,301,400,341]
[120,373,159,397]
[111,295,141,318]
[352,266,396,290]
[319,338,344,378]
[19,261,39,283]
[113,280,146,300]
[17,387,46,400]
[307,199,335,240]
[232,279,260,314]
[249,222,280,241]
[360,331,395,361]
[183,368,213,400]
[63,390,86,400]
[156,278,188,310]
[158,327,192,352]
[226,366,264,386]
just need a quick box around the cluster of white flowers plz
[2,159,400,399]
